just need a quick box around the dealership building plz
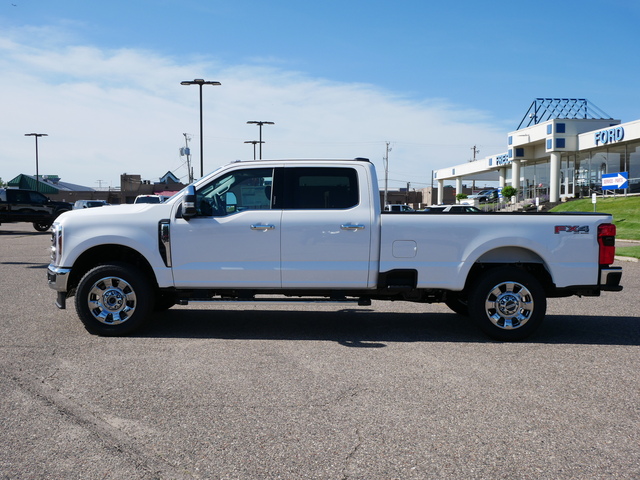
[433,98,639,204]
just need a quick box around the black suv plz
[0,188,72,231]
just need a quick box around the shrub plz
[501,186,518,199]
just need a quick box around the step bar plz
[178,297,372,306]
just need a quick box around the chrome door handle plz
[341,224,365,230]
[250,224,275,230]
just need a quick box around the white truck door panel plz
[280,165,372,288]
[170,167,281,288]
[281,210,371,288]
[171,211,281,288]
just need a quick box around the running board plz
[178,297,372,306]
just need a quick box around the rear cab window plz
[283,167,359,210]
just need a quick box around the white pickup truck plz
[47,158,622,341]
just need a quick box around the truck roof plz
[228,157,371,166]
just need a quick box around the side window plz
[29,192,48,204]
[14,191,30,203]
[196,168,273,216]
[284,167,359,209]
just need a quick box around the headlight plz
[50,223,63,265]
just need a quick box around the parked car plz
[73,200,109,209]
[134,195,165,204]
[384,204,414,212]
[467,189,499,203]
[423,205,482,213]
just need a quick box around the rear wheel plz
[468,266,546,341]
[75,263,154,336]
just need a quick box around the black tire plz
[33,221,52,232]
[444,292,469,316]
[75,263,154,336]
[153,290,177,312]
[54,208,71,218]
[468,266,546,341]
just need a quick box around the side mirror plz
[182,185,197,219]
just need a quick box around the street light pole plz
[244,140,264,161]
[246,121,274,159]
[24,133,48,192]
[181,79,221,177]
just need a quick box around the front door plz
[171,167,281,288]
[560,167,574,198]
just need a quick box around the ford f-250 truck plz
[47,158,623,341]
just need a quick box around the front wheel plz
[75,263,154,336]
[468,267,546,341]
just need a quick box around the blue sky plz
[1,0,639,189]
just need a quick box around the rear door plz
[280,165,373,288]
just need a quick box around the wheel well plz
[475,246,545,265]
[465,262,554,296]
[68,245,157,292]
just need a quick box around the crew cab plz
[0,188,72,231]
[47,158,622,340]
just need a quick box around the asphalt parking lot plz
[1,222,639,479]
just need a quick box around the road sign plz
[602,172,629,190]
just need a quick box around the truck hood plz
[56,202,175,225]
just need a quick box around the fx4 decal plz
[554,225,590,234]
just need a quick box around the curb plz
[615,255,638,263]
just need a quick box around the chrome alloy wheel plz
[86,276,137,325]
[483,281,534,330]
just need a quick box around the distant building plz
[5,174,117,204]
[8,174,94,194]
[120,171,185,204]
[6,171,185,205]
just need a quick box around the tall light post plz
[181,79,221,177]
[244,140,264,161]
[246,121,274,159]
[24,133,48,192]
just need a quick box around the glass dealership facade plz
[434,118,640,204]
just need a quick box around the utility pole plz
[182,133,193,183]
[384,142,391,207]
[470,145,479,162]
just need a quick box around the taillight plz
[598,223,616,265]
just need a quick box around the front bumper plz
[47,265,71,309]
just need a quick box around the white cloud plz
[0,31,506,190]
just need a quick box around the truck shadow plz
[141,309,640,346]
[0,228,49,235]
